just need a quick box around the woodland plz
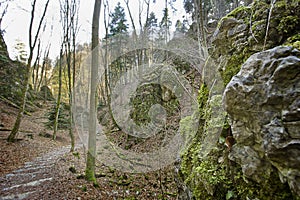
[0,0,300,199]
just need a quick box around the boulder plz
[224,46,300,195]
[211,0,300,85]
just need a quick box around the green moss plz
[283,34,300,50]
[179,82,296,199]
[274,0,300,43]
[275,0,287,9]
[251,1,269,21]
[197,83,209,116]
[180,85,229,199]
[179,0,300,198]
[227,6,251,19]
[233,169,295,200]
[251,20,267,40]
[180,115,197,144]
[220,50,252,86]
[217,6,251,30]
[278,16,299,34]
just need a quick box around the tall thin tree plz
[85,0,101,184]
[8,0,50,142]
[53,46,64,140]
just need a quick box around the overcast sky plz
[2,0,187,61]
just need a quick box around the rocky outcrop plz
[0,33,27,104]
[178,0,300,199]
[224,46,300,196]
[211,0,300,85]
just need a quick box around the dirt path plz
[0,101,178,199]
[0,146,71,200]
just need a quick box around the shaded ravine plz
[0,145,72,200]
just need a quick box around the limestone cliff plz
[224,46,300,196]
[178,0,300,199]
[212,0,300,85]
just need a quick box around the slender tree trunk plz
[60,0,77,152]
[67,46,75,152]
[7,0,50,142]
[69,0,79,152]
[38,47,50,92]
[53,48,63,140]
[124,0,136,36]
[85,0,101,184]
[32,40,41,91]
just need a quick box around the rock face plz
[0,33,27,103]
[224,46,300,196]
[211,0,300,85]
[178,1,300,199]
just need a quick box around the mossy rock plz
[283,33,300,50]
[180,2,300,192]
[212,0,300,86]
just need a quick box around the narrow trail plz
[0,145,71,200]
[0,101,178,199]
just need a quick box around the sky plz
[1,0,188,62]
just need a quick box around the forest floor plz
[0,100,177,199]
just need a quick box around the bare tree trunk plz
[37,46,50,91]
[32,40,41,91]
[85,0,101,184]
[124,0,136,36]
[69,0,79,152]
[53,47,63,140]
[8,0,50,142]
[193,0,207,56]
[59,0,78,152]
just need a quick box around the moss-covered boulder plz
[224,46,300,197]
[211,0,300,85]
[178,0,300,199]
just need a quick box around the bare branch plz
[29,0,50,50]
[0,3,8,30]
[124,0,136,34]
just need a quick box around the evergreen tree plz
[159,7,171,32]
[145,12,158,31]
[108,2,128,37]
[145,11,158,39]
[175,19,188,34]
[159,7,172,42]
[107,2,129,88]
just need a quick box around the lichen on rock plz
[178,0,300,199]
[224,46,300,196]
[211,0,300,86]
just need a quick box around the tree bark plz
[85,0,101,184]
[32,40,41,91]
[53,47,63,141]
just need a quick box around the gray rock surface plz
[224,46,300,196]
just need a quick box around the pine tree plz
[108,2,128,37]
[145,12,158,32]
